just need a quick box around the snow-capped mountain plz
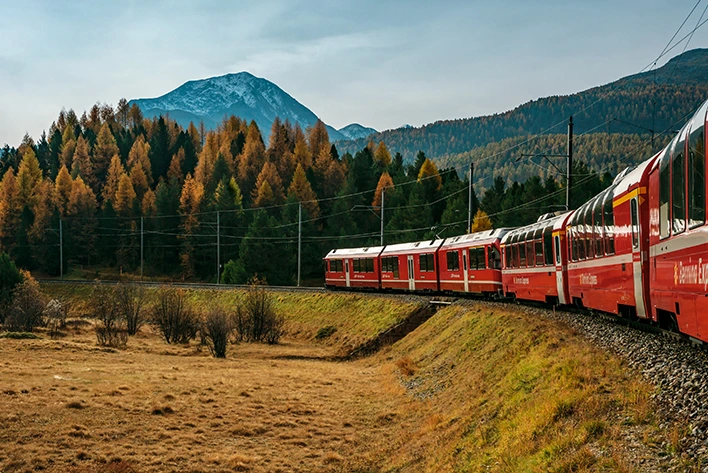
[337,123,377,141]
[129,72,348,141]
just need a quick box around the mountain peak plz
[128,72,349,141]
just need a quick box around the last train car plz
[324,246,384,290]
[648,99,708,343]
[501,212,572,304]
[437,228,509,296]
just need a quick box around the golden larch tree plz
[55,165,73,217]
[471,209,493,233]
[374,142,392,167]
[114,173,137,216]
[127,135,153,185]
[417,158,442,190]
[252,162,285,204]
[307,120,330,161]
[71,136,96,191]
[287,163,319,219]
[93,122,120,182]
[102,154,125,207]
[372,172,394,211]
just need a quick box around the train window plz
[393,257,399,278]
[325,260,330,273]
[543,227,553,266]
[659,147,671,239]
[489,246,501,269]
[554,235,561,265]
[631,198,639,248]
[353,259,361,273]
[366,258,374,273]
[534,239,544,266]
[381,257,390,273]
[577,211,587,260]
[512,244,519,269]
[584,206,594,259]
[470,247,486,270]
[672,134,687,235]
[603,192,615,255]
[446,251,460,271]
[526,241,535,267]
[420,254,435,272]
[593,199,604,257]
[688,119,706,228]
[504,245,511,269]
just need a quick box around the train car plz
[323,246,384,290]
[566,156,658,319]
[379,239,444,291]
[501,212,572,304]
[437,228,509,296]
[648,99,708,342]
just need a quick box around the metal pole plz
[59,218,63,280]
[567,116,573,211]
[297,203,302,287]
[216,211,220,284]
[468,162,474,233]
[380,187,385,246]
[140,217,144,280]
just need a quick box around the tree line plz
[0,100,616,284]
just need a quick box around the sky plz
[1,0,707,147]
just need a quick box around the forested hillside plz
[0,101,612,284]
[337,49,708,163]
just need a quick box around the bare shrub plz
[92,283,127,348]
[235,278,284,344]
[4,271,47,332]
[44,299,66,338]
[152,286,197,344]
[203,305,232,358]
[115,283,147,335]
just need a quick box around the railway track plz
[37,278,326,293]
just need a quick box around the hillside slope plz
[338,49,708,162]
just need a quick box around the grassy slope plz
[364,303,691,473]
[41,284,420,353]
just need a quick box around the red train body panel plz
[648,100,708,341]
[379,239,445,291]
[501,212,572,304]
[437,229,509,295]
[565,157,656,319]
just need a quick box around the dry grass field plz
[0,286,700,472]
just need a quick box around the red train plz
[324,98,708,344]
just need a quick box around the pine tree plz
[287,164,319,219]
[114,173,137,217]
[472,209,493,232]
[127,135,153,185]
[71,136,96,191]
[66,177,98,266]
[374,142,392,168]
[55,165,73,217]
[93,122,120,183]
[252,162,285,204]
[102,154,125,207]
[372,172,394,210]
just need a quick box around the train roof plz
[612,155,659,197]
[325,246,385,259]
[439,228,510,249]
[501,212,571,244]
[380,238,445,255]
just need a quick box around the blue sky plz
[1,0,707,146]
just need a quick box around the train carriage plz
[379,239,445,291]
[501,212,572,304]
[566,157,656,318]
[437,228,509,296]
[648,99,708,341]
[324,246,384,290]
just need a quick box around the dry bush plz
[395,356,418,376]
[234,278,283,344]
[152,286,198,344]
[4,271,47,332]
[115,282,147,335]
[92,283,127,348]
[44,299,66,338]
[203,305,233,358]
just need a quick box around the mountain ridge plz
[129,72,350,141]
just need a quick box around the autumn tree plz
[237,121,266,199]
[55,165,73,217]
[372,172,394,211]
[93,122,120,183]
[472,209,493,232]
[127,135,153,186]
[287,164,319,219]
[374,142,392,168]
[179,174,204,279]
[71,136,96,191]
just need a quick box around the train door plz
[462,250,469,292]
[345,260,350,288]
[407,255,415,291]
[631,197,648,318]
[554,234,567,304]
